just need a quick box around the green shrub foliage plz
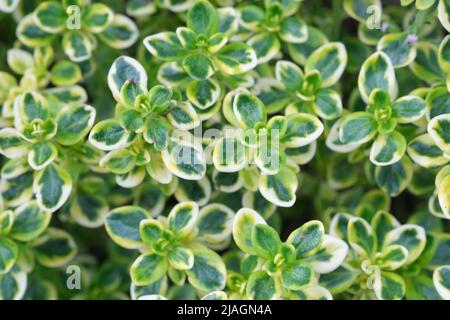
[0,0,449,300]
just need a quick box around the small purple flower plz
[407,34,419,43]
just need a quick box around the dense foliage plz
[0,0,449,300]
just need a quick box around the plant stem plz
[331,0,342,41]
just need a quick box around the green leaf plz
[281,261,314,290]
[239,5,264,30]
[174,178,210,207]
[407,133,448,168]
[370,131,407,166]
[377,244,408,270]
[438,0,450,33]
[214,42,257,75]
[438,35,450,73]
[405,273,441,300]
[384,224,426,265]
[213,136,248,173]
[0,210,13,235]
[391,96,427,124]
[0,0,19,13]
[31,228,77,267]
[167,264,187,286]
[279,16,308,44]
[358,52,397,103]
[7,48,34,75]
[197,203,234,244]
[319,266,359,294]
[0,266,27,300]
[119,109,144,133]
[145,150,173,184]
[161,135,206,180]
[33,1,66,33]
[207,32,227,53]
[82,3,114,33]
[33,163,72,212]
[288,26,329,66]
[287,220,324,258]
[143,32,187,61]
[232,208,266,255]
[255,136,281,175]
[108,56,148,103]
[44,85,88,105]
[283,113,324,148]
[167,101,200,130]
[146,85,173,112]
[0,237,18,274]
[377,33,417,68]
[55,104,96,146]
[186,79,221,110]
[275,60,303,92]
[212,170,241,192]
[339,112,377,145]
[143,117,171,151]
[0,128,28,159]
[201,291,228,300]
[183,54,215,80]
[232,93,266,129]
[50,60,82,87]
[98,14,139,49]
[119,82,143,109]
[343,0,381,23]
[70,192,109,228]
[248,32,280,64]
[374,271,405,300]
[306,235,349,274]
[100,149,136,175]
[246,270,276,300]
[116,166,146,189]
[348,217,376,258]
[305,42,348,88]
[105,206,148,249]
[258,166,298,207]
[168,201,199,238]
[14,92,50,129]
[252,224,281,260]
[168,246,194,270]
[8,201,51,242]
[428,114,450,155]
[313,89,343,120]
[371,210,399,249]
[186,0,218,36]
[62,30,94,62]
[426,87,450,119]
[375,157,413,196]
[438,175,450,218]
[139,219,163,247]
[130,252,167,285]
[433,266,450,300]
[185,244,226,292]
[0,171,33,208]
[326,153,358,189]
[17,14,56,48]
[217,7,239,35]
[176,27,197,49]
[415,0,435,9]
[410,42,445,83]
[89,119,131,151]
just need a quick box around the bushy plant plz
[0,0,449,300]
